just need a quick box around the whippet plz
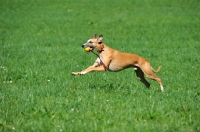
[71,34,164,92]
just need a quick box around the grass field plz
[0,0,200,131]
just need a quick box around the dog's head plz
[82,34,104,53]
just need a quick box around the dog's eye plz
[89,41,92,43]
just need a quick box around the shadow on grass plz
[88,83,118,90]
[87,82,140,95]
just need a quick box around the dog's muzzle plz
[82,44,86,48]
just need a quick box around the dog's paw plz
[71,72,78,76]
[71,72,86,76]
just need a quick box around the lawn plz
[0,0,200,131]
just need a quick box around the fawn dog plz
[71,34,164,92]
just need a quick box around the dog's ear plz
[93,34,97,38]
[97,35,103,43]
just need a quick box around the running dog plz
[71,34,164,92]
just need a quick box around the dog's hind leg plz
[145,74,164,92]
[133,66,150,88]
[139,63,164,92]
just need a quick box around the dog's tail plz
[151,66,161,73]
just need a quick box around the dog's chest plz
[99,54,125,71]
[108,63,124,71]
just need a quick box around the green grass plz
[0,0,200,131]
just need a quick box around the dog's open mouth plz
[82,44,95,53]
[84,47,94,53]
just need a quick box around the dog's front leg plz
[71,58,104,76]
[71,65,105,75]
